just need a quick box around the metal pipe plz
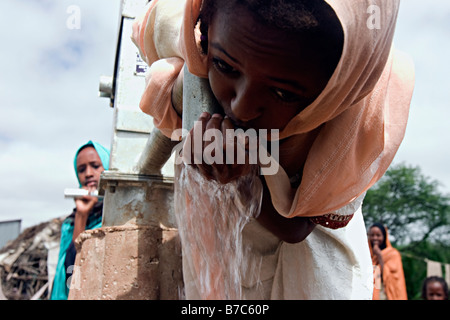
[182,65,222,132]
[64,188,103,199]
[135,64,221,175]
[135,127,178,175]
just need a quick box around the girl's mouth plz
[86,180,98,188]
[225,113,250,131]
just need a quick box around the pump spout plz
[136,64,221,175]
[182,65,222,132]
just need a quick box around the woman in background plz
[50,141,109,300]
[368,222,408,300]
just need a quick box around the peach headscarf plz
[132,0,415,217]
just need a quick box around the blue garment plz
[50,209,102,300]
[50,141,110,300]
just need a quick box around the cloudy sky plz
[0,0,449,231]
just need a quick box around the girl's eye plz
[273,88,302,103]
[91,163,102,170]
[212,57,236,74]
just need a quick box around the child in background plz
[422,276,449,300]
[132,0,414,299]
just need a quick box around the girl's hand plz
[74,186,98,217]
[72,186,98,242]
[182,112,315,243]
[372,243,383,264]
[183,112,256,184]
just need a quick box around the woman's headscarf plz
[132,0,415,217]
[73,140,110,187]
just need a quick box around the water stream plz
[174,163,263,299]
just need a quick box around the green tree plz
[363,163,450,246]
[363,163,450,299]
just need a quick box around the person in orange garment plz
[368,222,408,300]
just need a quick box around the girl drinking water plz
[132,0,414,299]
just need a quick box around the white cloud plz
[392,0,450,194]
[0,146,68,230]
[0,0,120,229]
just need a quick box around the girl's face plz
[426,281,446,300]
[206,5,335,132]
[368,226,385,248]
[76,146,104,190]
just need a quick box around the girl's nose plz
[85,165,94,177]
[230,83,263,122]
